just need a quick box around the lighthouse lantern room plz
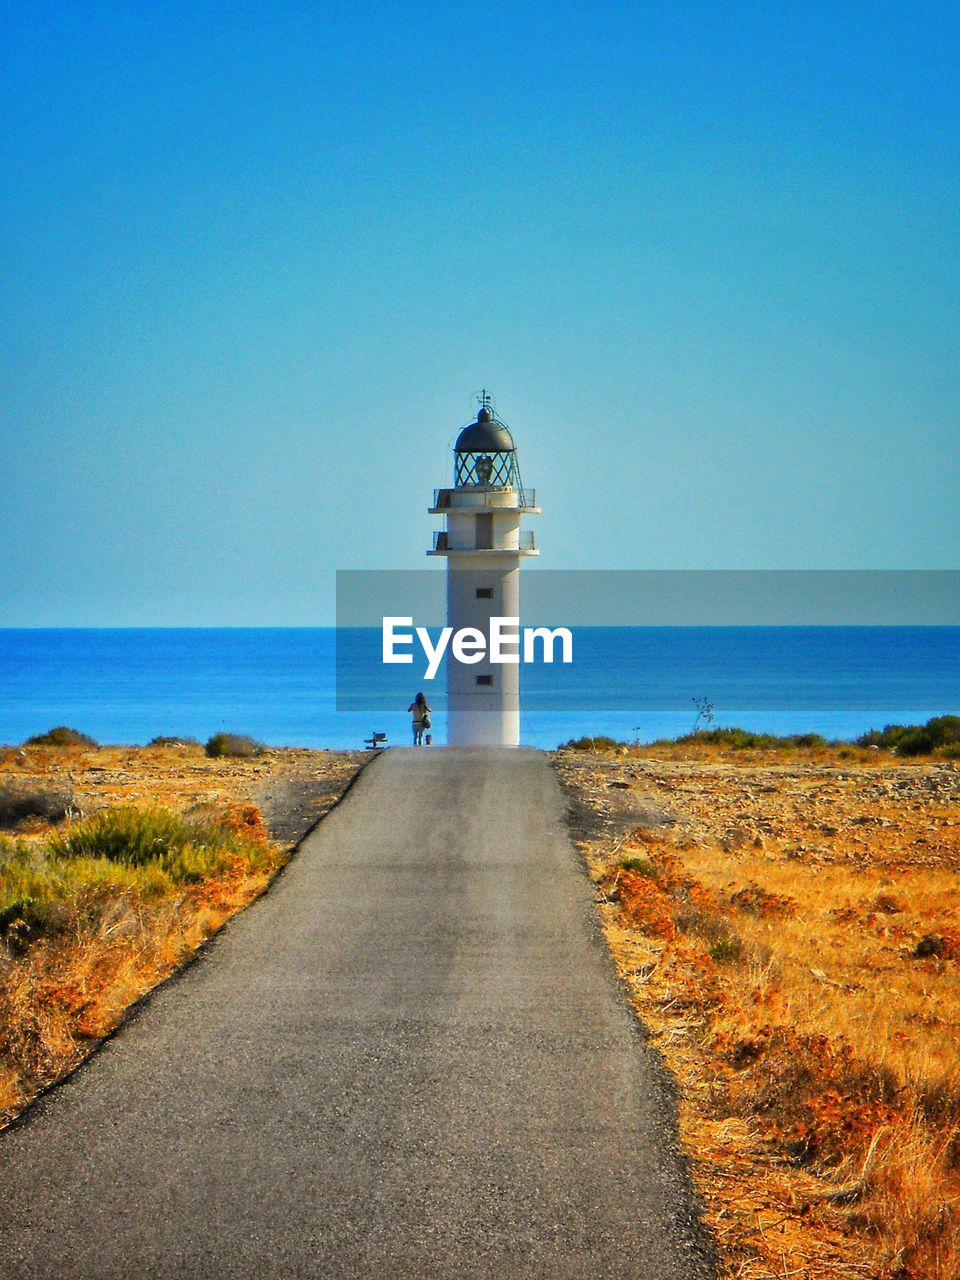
[428,396,540,746]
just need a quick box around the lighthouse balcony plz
[427,530,538,556]
[429,486,539,515]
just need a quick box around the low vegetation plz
[556,749,960,1279]
[658,726,832,750]
[0,802,283,1121]
[0,783,73,828]
[563,727,838,752]
[204,732,263,759]
[23,727,97,748]
[857,714,960,757]
[50,805,276,881]
[563,714,960,759]
[559,735,621,751]
[0,740,365,1129]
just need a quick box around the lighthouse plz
[427,396,540,746]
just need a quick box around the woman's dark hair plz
[415,691,426,705]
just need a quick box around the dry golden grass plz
[556,745,960,1280]
[0,744,364,1128]
[0,805,285,1124]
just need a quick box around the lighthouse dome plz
[455,405,515,455]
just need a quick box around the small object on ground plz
[913,934,945,958]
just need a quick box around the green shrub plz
[559,735,621,751]
[858,724,912,751]
[0,894,55,956]
[0,807,277,956]
[0,835,27,865]
[204,732,262,759]
[927,715,960,746]
[620,856,658,878]
[895,728,936,756]
[673,727,830,750]
[51,808,190,867]
[856,715,960,755]
[53,854,175,899]
[24,726,98,748]
[0,783,73,827]
[148,736,200,748]
[710,935,744,963]
[645,727,834,751]
[48,807,259,884]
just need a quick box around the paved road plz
[0,749,715,1279]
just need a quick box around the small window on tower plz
[476,674,493,686]
[475,512,494,549]
[476,587,493,599]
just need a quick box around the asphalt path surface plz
[0,748,715,1279]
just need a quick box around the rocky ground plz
[559,750,960,870]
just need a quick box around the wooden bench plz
[364,731,388,750]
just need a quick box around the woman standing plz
[407,691,431,746]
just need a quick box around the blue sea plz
[0,628,957,750]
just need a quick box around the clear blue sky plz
[2,1,957,625]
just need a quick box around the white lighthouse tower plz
[428,396,540,746]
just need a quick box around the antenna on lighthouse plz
[474,387,496,417]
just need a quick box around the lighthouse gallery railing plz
[431,530,535,552]
[432,487,536,510]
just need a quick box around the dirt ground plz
[555,745,960,1280]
